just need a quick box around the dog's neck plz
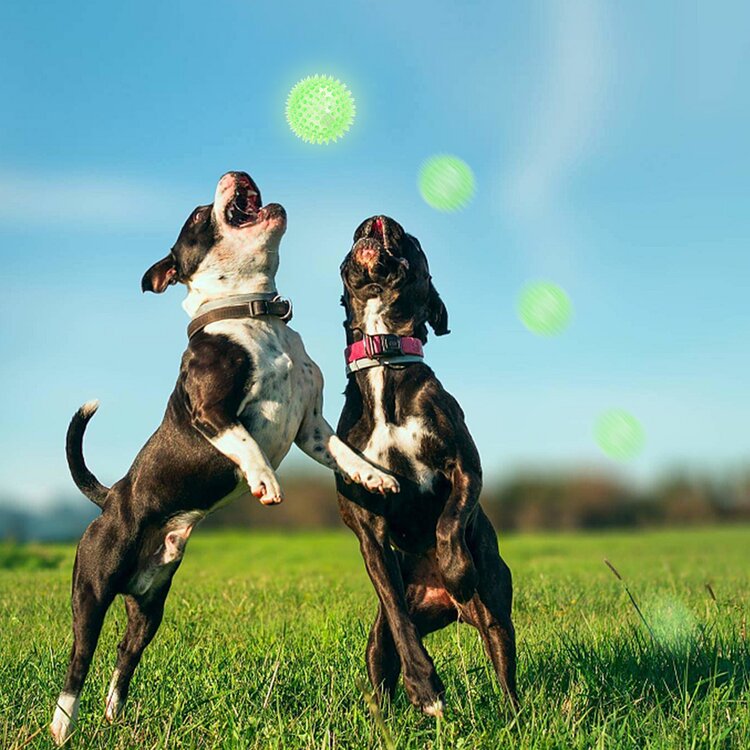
[359,298,390,334]
[347,297,427,344]
[182,272,278,318]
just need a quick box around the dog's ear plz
[427,279,450,336]
[340,288,354,328]
[141,254,177,293]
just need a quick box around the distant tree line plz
[2,469,749,542]
[202,469,750,532]
[482,471,750,531]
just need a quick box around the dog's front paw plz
[422,698,446,718]
[348,466,400,495]
[246,468,284,506]
[402,664,446,718]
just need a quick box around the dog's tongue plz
[370,216,405,255]
[371,217,391,253]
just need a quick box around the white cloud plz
[0,170,196,231]
[503,0,610,219]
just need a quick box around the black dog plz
[50,173,399,745]
[336,216,518,716]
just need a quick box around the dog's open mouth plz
[226,176,262,228]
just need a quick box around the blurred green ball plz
[517,281,572,336]
[645,596,696,646]
[418,155,475,212]
[286,75,355,145]
[595,409,645,461]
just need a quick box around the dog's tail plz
[66,400,109,508]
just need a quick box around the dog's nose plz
[222,170,251,182]
[352,238,382,268]
[217,171,255,193]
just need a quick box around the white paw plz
[50,693,79,746]
[246,468,284,505]
[50,717,72,746]
[376,470,400,494]
[348,464,400,495]
[104,689,122,723]
[422,698,445,718]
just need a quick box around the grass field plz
[1,525,748,749]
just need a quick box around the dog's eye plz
[192,209,206,224]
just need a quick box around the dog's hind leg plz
[105,586,170,722]
[105,524,192,721]
[50,513,132,746]
[461,509,519,710]
[436,466,481,603]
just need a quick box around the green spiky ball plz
[286,75,356,145]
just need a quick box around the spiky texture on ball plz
[286,75,356,145]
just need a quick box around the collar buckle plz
[364,333,402,359]
[275,295,294,322]
[247,296,292,322]
[249,299,269,316]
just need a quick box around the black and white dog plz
[50,172,399,745]
[336,216,518,716]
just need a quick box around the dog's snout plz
[355,215,406,256]
[216,171,259,197]
[352,237,383,269]
[220,170,250,185]
[217,172,237,192]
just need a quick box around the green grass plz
[1,526,748,749]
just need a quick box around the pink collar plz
[345,334,425,374]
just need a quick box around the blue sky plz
[1,0,749,504]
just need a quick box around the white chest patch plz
[362,369,436,492]
[363,298,389,334]
[204,318,315,468]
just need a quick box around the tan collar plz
[187,293,293,339]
